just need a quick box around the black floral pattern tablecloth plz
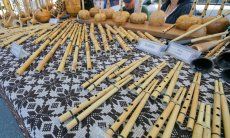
[0,26,229,138]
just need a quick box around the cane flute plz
[1,33,26,47]
[163,62,184,104]
[187,72,202,131]
[113,26,126,39]
[205,42,227,58]
[33,30,53,44]
[192,102,205,138]
[115,34,131,52]
[106,80,156,137]
[90,22,94,34]
[219,81,230,138]
[177,72,199,125]
[137,31,148,39]
[128,61,166,90]
[119,80,159,137]
[144,32,164,45]
[151,61,181,99]
[60,24,75,46]
[84,25,93,69]
[108,59,140,79]
[87,59,127,92]
[115,55,150,82]
[81,60,126,88]
[68,24,79,55]
[147,87,184,138]
[211,81,222,137]
[72,25,83,72]
[106,28,114,43]
[136,62,167,94]
[127,30,140,41]
[162,24,175,33]
[203,104,211,138]
[171,10,230,42]
[105,24,118,34]
[161,87,187,138]
[59,77,128,123]
[16,22,67,75]
[90,32,101,53]
[36,26,74,72]
[57,25,78,73]
[66,75,133,130]
[119,26,136,43]
[98,23,110,52]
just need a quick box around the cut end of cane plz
[58,112,72,123]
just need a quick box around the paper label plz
[136,38,167,57]
[10,43,29,59]
[166,42,201,63]
[49,18,59,24]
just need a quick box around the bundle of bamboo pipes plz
[147,86,187,138]
[151,61,183,99]
[16,20,70,75]
[81,59,127,92]
[65,75,133,130]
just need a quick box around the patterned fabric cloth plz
[0,26,229,138]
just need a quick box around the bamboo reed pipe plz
[60,24,75,46]
[106,28,114,43]
[33,30,52,44]
[219,81,229,138]
[68,25,79,55]
[105,24,117,34]
[113,26,126,39]
[162,24,175,33]
[36,28,73,72]
[66,75,133,130]
[108,60,140,79]
[106,80,155,137]
[90,32,101,53]
[128,61,166,90]
[119,80,159,137]
[81,60,124,88]
[84,25,93,69]
[137,31,148,39]
[136,62,167,94]
[205,42,227,58]
[57,25,78,73]
[90,22,94,34]
[72,25,83,72]
[187,72,202,131]
[151,61,181,99]
[211,80,222,138]
[203,104,211,138]
[59,77,127,123]
[147,87,184,138]
[177,72,199,125]
[192,102,205,138]
[171,10,230,42]
[161,87,187,138]
[163,62,184,104]
[80,26,85,48]
[87,59,127,92]
[119,26,136,43]
[115,55,150,82]
[144,32,164,45]
[98,23,110,52]
[16,22,66,75]
[115,34,131,52]
[127,30,140,41]
[1,33,26,47]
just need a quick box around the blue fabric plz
[104,0,120,8]
[161,1,192,24]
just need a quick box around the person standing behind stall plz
[161,0,192,24]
